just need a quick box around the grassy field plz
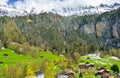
[75,55,120,78]
[0,48,66,78]
[79,55,120,70]
[0,48,120,78]
[0,48,66,64]
[0,49,33,64]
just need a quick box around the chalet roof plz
[97,67,105,70]
[85,62,89,64]
[57,72,68,76]
[35,71,44,77]
[67,71,75,74]
[99,69,105,73]
[79,62,94,68]
[79,64,86,68]
[97,69,110,74]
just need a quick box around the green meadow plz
[0,48,66,78]
[0,48,120,78]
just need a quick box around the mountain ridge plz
[0,3,120,16]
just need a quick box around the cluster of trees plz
[3,64,25,78]
[0,8,120,58]
[2,58,74,78]
[0,13,98,56]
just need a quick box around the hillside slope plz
[0,8,120,57]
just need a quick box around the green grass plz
[0,49,66,65]
[39,51,66,61]
[0,49,33,64]
[79,56,120,69]
[75,55,120,78]
[0,48,120,78]
[0,48,66,78]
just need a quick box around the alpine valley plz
[0,1,120,78]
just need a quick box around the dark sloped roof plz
[35,71,44,77]
[57,71,68,76]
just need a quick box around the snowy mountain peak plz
[0,5,28,17]
[0,3,120,17]
[50,3,120,16]
[114,3,120,6]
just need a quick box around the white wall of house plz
[57,75,69,78]
[35,74,44,78]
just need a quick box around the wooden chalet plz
[0,61,4,64]
[64,67,73,73]
[56,72,69,78]
[35,71,44,78]
[79,64,88,73]
[95,68,110,77]
[3,54,8,57]
[79,62,95,73]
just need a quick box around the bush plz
[111,64,119,73]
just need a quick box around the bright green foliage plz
[0,48,67,78]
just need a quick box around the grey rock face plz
[79,18,120,47]
[80,23,95,34]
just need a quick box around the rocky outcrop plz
[79,16,120,47]
[80,23,95,34]
[96,22,106,38]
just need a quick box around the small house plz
[68,71,75,78]
[97,67,105,71]
[56,72,69,78]
[85,62,94,69]
[95,69,110,77]
[0,61,4,64]
[104,70,110,75]
[79,64,88,73]
[35,71,44,78]
[3,54,8,57]
[64,67,73,73]
[79,62,95,73]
